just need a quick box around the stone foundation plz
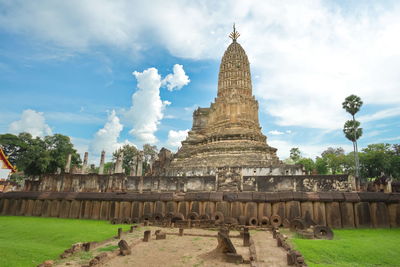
[1,191,399,229]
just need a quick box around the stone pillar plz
[114,152,124,174]
[99,150,105,175]
[65,154,72,173]
[130,156,137,176]
[137,151,144,176]
[143,230,151,242]
[82,152,89,174]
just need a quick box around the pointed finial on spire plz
[229,23,240,42]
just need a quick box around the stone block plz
[69,200,80,218]
[91,201,101,220]
[300,202,314,226]
[245,202,257,218]
[252,192,266,202]
[285,201,301,221]
[326,202,342,228]
[119,201,131,219]
[143,202,153,217]
[340,202,355,228]
[343,192,360,202]
[118,239,131,256]
[16,199,27,216]
[80,200,92,219]
[131,201,142,219]
[258,202,272,220]
[209,192,223,201]
[166,201,177,214]
[236,192,253,202]
[216,232,236,254]
[358,192,389,202]
[100,201,110,220]
[272,202,285,220]
[318,192,333,202]
[178,201,189,217]
[216,201,230,218]
[230,201,243,219]
[370,202,390,228]
[156,232,166,240]
[313,202,326,226]
[32,199,43,216]
[279,192,294,201]
[59,200,71,218]
[155,201,165,215]
[223,192,238,202]
[25,199,35,216]
[388,203,400,227]
[189,201,200,214]
[265,192,281,203]
[50,200,60,217]
[354,202,372,228]
[143,230,151,242]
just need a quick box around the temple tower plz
[166,26,280,175]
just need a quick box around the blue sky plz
[1,0,399,163]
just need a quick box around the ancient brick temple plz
[165,27,281,175]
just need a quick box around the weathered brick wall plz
[1,191,399,228]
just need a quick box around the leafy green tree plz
[290,147,301,162]
[315,157,328,174]
[0,133,27,165]
[359,143,393,179]
[44,134,81,173]
[342,94,363,180]
[321,147,346,174]
[17,135,51,177]
[297,158,315,174]
[113,144,139,175]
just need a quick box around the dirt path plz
[252,230,289,267]
[55,227,289,267]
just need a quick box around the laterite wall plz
[1,191,400,228]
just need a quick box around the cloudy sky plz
[1,0,400,163]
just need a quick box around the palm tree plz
[342,95,363,182]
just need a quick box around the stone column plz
[137,151,144,176]
[130,156,137,176]
[82,152,89,174]
[65,154,72,173]
[114,152,124,174]
[99,150,105,174]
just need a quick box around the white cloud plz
[162,64,190,91]
[2,1,400,156]
[8,109,52,137]
[359,107,400,123]
[268,130,284,135]
[126,65,189,144]
[90,110,131,155]
[167,129,189,149]
[126,68,170,144]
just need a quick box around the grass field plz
[0,216,130,267]
[291,228,400,267]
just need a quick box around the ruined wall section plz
[1,191,399,229]
[27,173,352,193]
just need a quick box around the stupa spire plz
[229,23,240,42]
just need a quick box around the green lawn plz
[291,229,400,267]
[0,216,130,267]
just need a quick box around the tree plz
[44,134,81,173]
[315,157,328,174]
[321,147,346,174]
[290,147,301,162]
[297,158,315,174]
[342,94,363,180]
[359,143,394,179]
[113,144,139,175]
[0,133,27,165]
